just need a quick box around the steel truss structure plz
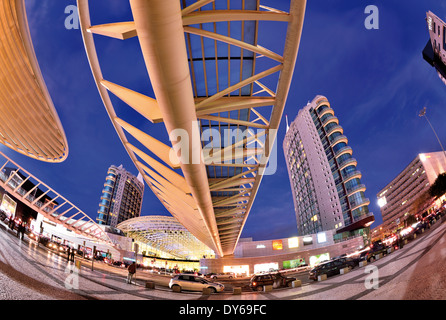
[78,0,306,256]
[0,151,113,245]
[117,215,214,260]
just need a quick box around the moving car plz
[169,274,224,293]
[210,272,236,280]
[309,258,356,281]
[249,272,296,291]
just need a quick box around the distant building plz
[423,11,446,85]
[96,165,144,227]
[283,96,374,238]
[377,151,446,233]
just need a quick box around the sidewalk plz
[1,216,445,301]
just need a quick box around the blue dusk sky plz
[2,0,445,242]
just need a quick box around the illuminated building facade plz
[377,151,446,233]
[117,216,215,261]
[423,11,446,85]
[283,96,374,237]
[97,165,144,228]
[200,230,366,276]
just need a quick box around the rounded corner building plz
[97,165,144,228]
[283,95,374,242]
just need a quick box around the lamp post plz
[419,107,446,159]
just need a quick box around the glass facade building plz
[283,96,374,237]
[423,11,446,86]
[97,165,144,227]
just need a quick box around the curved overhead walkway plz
[77,0,307,257]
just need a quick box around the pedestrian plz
[70,248,75,262]
[20,223,25,240]
[67,247,71,262]
[127,262,136,284]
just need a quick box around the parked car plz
[359,240,389,262]
[169,274,224,293]
[413,221,429,234]
[181,270,204,277]
[309,258,356,281]
[210,272,236,280]
[249,272,296,291]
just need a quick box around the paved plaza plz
[0,217,445,301]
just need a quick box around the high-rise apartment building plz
[97,165,144,227]
[283,96,374,237]
[423,11,446,85]
[377,151,446,233]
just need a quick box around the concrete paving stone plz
[0,218,445,300]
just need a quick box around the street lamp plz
[418,107,446,158]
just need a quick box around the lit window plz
[317,232,327,243]
[288,237,299,248]
[272,240,283,250]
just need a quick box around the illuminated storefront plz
[283,258,306,269]
[254,262,279,273]
[309,253,330,267]
[223,265,250,276]
[1,194,16,218]
[200,229,368,275]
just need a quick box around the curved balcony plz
[335,146,352,158]
[321,114,339,126]
[342,170,362,183]
[349,197,370,211]
[346,184,366,196]
[330,134,348,147]
[325,124,343,137]
[319,106,335,118]
[338,157,357,171]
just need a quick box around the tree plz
[428,172,446,199]
[411,190,433,216]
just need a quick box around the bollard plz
[145,281,155,289]
[233,287,242,295]
[202,287,212,295]
[263,285,273,292]
[340,267,349,275]
[75,260,82,272]
[292,280,302,288]
[318,274,327,281]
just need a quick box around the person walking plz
[70,248,75,262]
[67,247,71,262]
[127,262,136,284]
[19,223,25,240]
